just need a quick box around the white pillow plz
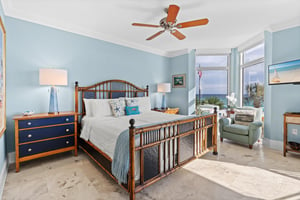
[126,96,151,113]
[83,98,93,117]
[83,99,113,117]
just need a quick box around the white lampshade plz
[157,83,171,93]
[39,68,68,86]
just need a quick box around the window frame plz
[195,53,231,107]
[239,42,265,107]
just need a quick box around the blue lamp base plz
[49,86,59,114]
[161,93,167,109]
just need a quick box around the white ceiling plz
[2,0,300,56]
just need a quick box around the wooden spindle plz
[129,119,136,200]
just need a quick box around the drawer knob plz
[27,122,32,126]
[66,141,69,144]
[28,134,32,138]
[66,128,70,132]
[65,118,69,122]
[28,148,32,152]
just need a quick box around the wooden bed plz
[75,79,218,200]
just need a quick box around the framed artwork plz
[172,74,186,88]
[0,16,6,138]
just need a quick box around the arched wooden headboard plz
[75,79,149,118]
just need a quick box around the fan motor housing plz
[159,17,175,31]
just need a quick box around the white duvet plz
[80,111,184,159]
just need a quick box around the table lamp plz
[157,83,171,109]
[39,68,68,114]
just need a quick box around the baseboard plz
[263,138,283,151]
[0,159,8,200]
[8,152,15,165]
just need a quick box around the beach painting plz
[0,16,5,138]
[269,59,300,85]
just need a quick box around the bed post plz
[213,107,218,155]
[129,119,136,200]
[146,85,149,96]
[75,81,79,114]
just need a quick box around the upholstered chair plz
[219,107,263,149]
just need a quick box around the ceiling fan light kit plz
[132,4,209,40]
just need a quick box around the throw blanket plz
[111,115,198,184]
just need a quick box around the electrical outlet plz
[292,129,298,135]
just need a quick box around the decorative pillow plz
[235,113,254,126]
[118,97,126,113]
[83,98,113,117]
[126,98,138,107]
[125,106,140,115]
[109,99,125,117]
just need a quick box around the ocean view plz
[196,94,227,105]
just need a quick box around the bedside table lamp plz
[39,68,68,114]
[157,83,171,109]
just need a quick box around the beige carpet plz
[3,140,300,200]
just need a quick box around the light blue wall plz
[264,26,300,141]
[5,17,170,152]
[264,31,273,140]
[167,50,196,115]
[168,53,189,115]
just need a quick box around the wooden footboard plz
[74,80,217,200]
[128,110,217,200]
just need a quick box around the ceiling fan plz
[132,4,209,40]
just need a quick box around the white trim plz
[3,9,169,57]
[0,159,8,200]
[8,152,15,165]
[263,138,283,151]
[238,32,264,52]
[195,48,231,55]
[240,57,265,69]
[165,49,190,58]
[269,17,300,33]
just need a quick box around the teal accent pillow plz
[125,106,140,115]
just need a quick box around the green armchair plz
[219,107,263,149]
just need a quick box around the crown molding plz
[3,3,170,57]
[165,49,191,57]
[269,17,300,33]
[195,48,231,55]
[237,32,264,52]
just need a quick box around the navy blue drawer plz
[19,136,74,157]
[19,124,74,143]
[18,116,74,129]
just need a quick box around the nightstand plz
[152,108,180,114]
[13,112,77,172]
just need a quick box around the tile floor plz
[2,140,300,200]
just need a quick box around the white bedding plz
[80,111,184,159]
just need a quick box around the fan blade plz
[132,23,160,28]
[176,18,209,28]
[146,30,165,40]
[166,5,180,24]
[170,29,186,40]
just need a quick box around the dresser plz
[152,108,180,114]
[14,112,77,172]
[283,112,300,156]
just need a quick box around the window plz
[195,55,229,110]
[240,43,264,108]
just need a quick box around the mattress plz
[80,111,184,159]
